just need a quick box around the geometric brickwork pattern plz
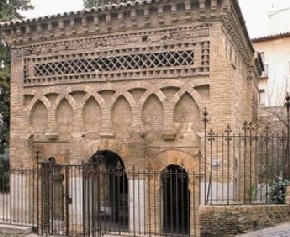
[23,39,210,86]
[34,50,194,76]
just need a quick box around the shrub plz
[0,148,9,192]
[267,177,289,204]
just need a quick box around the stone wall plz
[199,205,290,237]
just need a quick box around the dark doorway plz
[162,164,190,235]
[89,150,128,232]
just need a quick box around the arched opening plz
[30,100,48,133]
[162,164,189,235]
[89,150,128,231]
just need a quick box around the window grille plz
[34,50,194,77]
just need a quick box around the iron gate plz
[38,159,70,235]
[37,160,199,236]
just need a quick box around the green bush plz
[267,177,289,204]
[0,148,9,192]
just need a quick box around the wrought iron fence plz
[200,119,289,205]
[0,163,200,236]
[0,120,289,235]
[0,169,37,227]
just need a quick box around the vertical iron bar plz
[243,121,248,204]
[143,170,146,236]
[169,170,173,234]
[148,169,151,237]
[137,170,140,235]
[206,129,214,204]
[216,137,219,204]
[180,171,184,234]
[82,163,86,237]
[36,152,40,235]
[132,168,136,236]
[265,124,269,203]
[238,133,242,202]
[175,170,179,233]
[232,135,236,202]
[198,150,202,205]
[254,130,258,202]
[249,123,253,204]
[94,164,98,237]
[51,163,54,234]
[221,133,224,203]
[65,166,70,236]
[225,124,231,204]
[203,108,208,204]
[153,168,157,235]
[285,93,290,178]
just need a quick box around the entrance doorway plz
[162,164,190,235]
[89,150,128,232]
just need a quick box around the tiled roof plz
[252,32,290,43]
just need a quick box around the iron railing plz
[0,169,37,227]
[0,164,200,236]
[201,116,289,205]
[0,114,290,235]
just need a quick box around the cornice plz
[220,0,254,64]
[1,0,232,46]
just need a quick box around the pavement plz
[3,223,290,237]
[20,224,290,237]
[236,223,290,237]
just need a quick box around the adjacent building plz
[253,33,290,106]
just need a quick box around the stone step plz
[0,224,32,236]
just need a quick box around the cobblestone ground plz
[236,223,290,237]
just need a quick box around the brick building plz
[0,0,262,236]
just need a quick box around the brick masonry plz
[0,0,261,172]
[0,1,263,236]
[200,205,290,237]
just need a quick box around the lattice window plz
[34,50,194,77]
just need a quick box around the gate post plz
[128,169,146,234]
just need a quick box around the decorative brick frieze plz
[20,27,211,86]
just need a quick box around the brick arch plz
[54,94,77,111]
[29,99,49,126]
[27,96,51,122]
[173,87,204,110]
[83,139,130,169]
[82,95,102,135]
[140,89,166,107]
[142,93,164,133]
[81,92,106,109]
[158,80,192,89]
[111,91,136,107]
[28,95,51,112]
[42,88,63,96]
[149,149,196,174]
[122,81,150,91]
[55,97,74,139]
[112,95,132,136]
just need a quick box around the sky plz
[20,0,290,39]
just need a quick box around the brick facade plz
[1,0,261,170]
[0,0,262,235]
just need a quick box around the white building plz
[253,34,290,106]
[253,3,290,106]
